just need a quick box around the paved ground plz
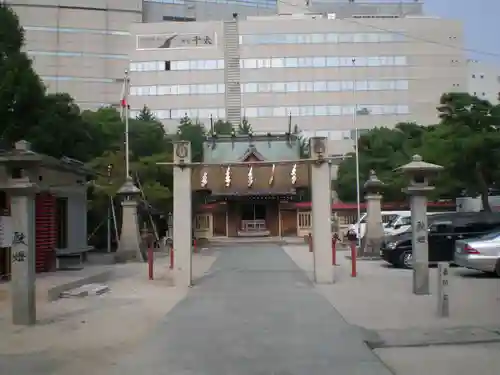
[0,251,218,375]
[104,244,392,375]
[283,245,500,375]
[375,342,500,375]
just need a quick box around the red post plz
[148,245,154,280]
[308,233,313,252]
[169,247,174,270]
[193,238,197,253]
[350,240,357,277]
[332,237,337,265]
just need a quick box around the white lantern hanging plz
[201,171,208,188]
[224,166,231,187]
[269,164,275,185]
[248,166,254,187]
[291,164,297,185]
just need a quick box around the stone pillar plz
[309,137,333,284]
[410,193,429,294]
[397,155,443,295]
[9,184,37,325]
[173,141,192,287]
[115,177,142,262]
[360,171,384,257]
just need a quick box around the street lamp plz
[353,109,370,243]
[352,58,371,242]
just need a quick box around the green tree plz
[238,118,253,134]
[88,150,172,224]
[292,125,309,158]
[82,107,168,160]
[0,5,46,143]
[213,119,233,135]
[336,123,428,202]
[420,92,500,211]
[136,105,156,121]
[133,152,173,210]
[129,117,167,158]
[25,93,104,162]
[177,115,206,162]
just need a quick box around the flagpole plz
[352,58,361,244]
[124,70,130,179]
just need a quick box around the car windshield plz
[476,231,500,241]
[384,215,400,228]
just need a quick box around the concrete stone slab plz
[375,343,500,375]
[46,268,114,302]
[60,284,110,298]
[0,352,60,375]
[105,244,393,375]
[365,326,500,348]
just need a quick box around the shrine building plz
[192,133,313,238]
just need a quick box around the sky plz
[353,0,499,64]
[422,0,499,64]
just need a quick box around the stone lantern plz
[360,170,385,257]
[115,176,142,262]
[396,154,443,295]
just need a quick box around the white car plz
[348,211,410,239]
[383,212,449,236]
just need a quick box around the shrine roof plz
[203,134,301,163]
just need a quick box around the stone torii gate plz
[158,137,339,287]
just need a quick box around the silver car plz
[454,231,500,276]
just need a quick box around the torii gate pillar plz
[173,141,193,287]
[310,137,334,284]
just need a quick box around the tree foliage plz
[421,93,500,210]
[238,118,253,134]
[0,5,46,144]
[136,105,156,121]
[213,119,233,135]
[178,115,206,162]
[336,93,500,208]
[336,123,427,202]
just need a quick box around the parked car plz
[454,231,500,276]
[347,211,409,239]
[380,212,500,269]
[383,212,448,237]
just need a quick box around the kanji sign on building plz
[137,32,217,50]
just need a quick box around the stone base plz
[114,249,141,263]
[359,237,383,258]
[345,255,381,261]
[413,261,430,295]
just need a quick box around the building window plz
[240,32,405,45]
[41,76,115,83]
[147,104,409,119]
[129,80,411,96]
[162,16,196,22]
[24,26,129,36]
[129,56,406,72]
[27,50,127,60]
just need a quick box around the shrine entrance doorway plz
[239,203,268,236]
